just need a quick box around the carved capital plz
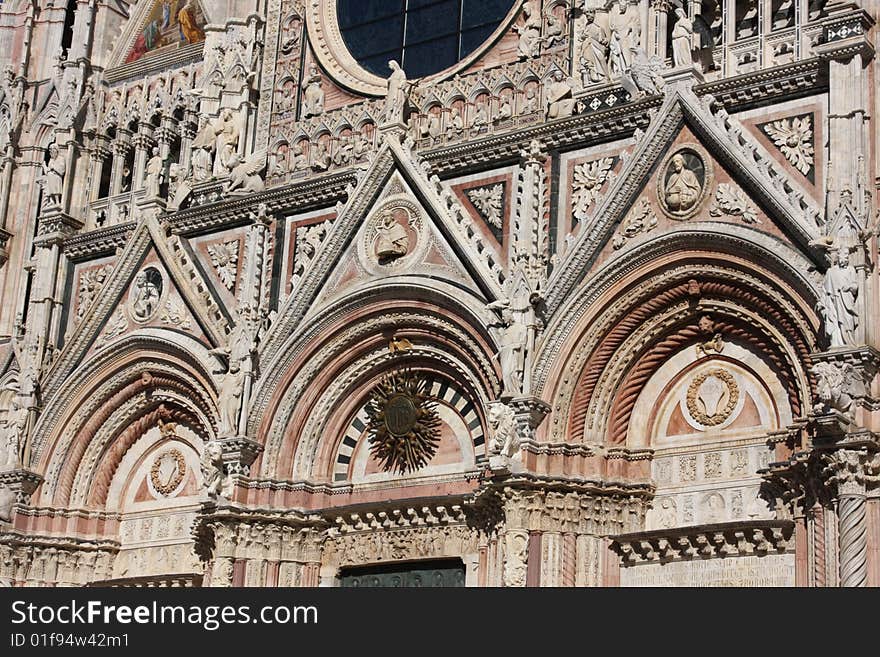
[822,448,880,497]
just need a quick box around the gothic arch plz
[33,332,218,508]
[538,227,820,447]
[252,279,500,481]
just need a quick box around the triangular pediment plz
[546,83,824,315]
[259,134,506,364]
[43,216,231,400]
[313,172,495,310]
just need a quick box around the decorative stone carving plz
[609,0,641,76]
[488,402,518,458]
[95,307,129,349]
[129,268,163,323]
[290,220,331,290]
[816,246,859,348]
[762,115,814,176]
[200,441,226,499]
[223,149,267,196]
[612,199,657,250]
[572,157,614,221]
[810,360,869,416]
[686,368,739,427]
[620,47,665,98]
[207,240,240,292]
[0,486,16,523]
[466,184,504,229]
[217,365,246,439]
[659,148,708,218]
[1,398,25,470]
[150,449,186,497]
[37,144,66,211]
[76,264,114,325]
[488,296,529,397]
[362,199,422,270]
[502,530,528,586]
[709,183,759,224]
[159,297,192,330]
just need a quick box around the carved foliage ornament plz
[365,371,442,474]
[686,368,739,427]
[709,183,759,224]
[207,239,240,291]
[572,156,614,221]
[762,114,814,176]
[150,449,186,497]
[466,184,504,229]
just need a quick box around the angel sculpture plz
[223,149,267,196]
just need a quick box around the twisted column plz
[837,493,867,587]
[824,449,879,587]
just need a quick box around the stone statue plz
[490,301,528,396]
[579,9,609,85]
[446,106,464,138]
[545,70,575,120]
[302,64,325,118]
[144,147,164,198]
[212,109,240,177]
[515,0,542,59]
[488,403,518,459]
[217,365,245,437]
[200,440,225,499]
[2,398,26,469]
[130,270,161,322]
[38,144,66,211]
[664,153,701,212]
[671,7,694,68]
[373,211,408,261]
[522,88,539,115]
[817,247,859,347]
[496,96,513,121]
[0,485,14,523]
[383,60,411,125]
[190,117,215,182]
[608,0,641,76]
[543,10,564,48]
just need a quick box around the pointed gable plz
[43,217,230,400]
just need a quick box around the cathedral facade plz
[0,0,877,588]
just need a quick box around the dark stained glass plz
[337,0,516,78]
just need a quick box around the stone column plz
[824,449,880,587]
[132,123,156,192]
[649,0,671,58]
[110,130,132,196]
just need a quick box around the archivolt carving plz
[550,262,815,445]
[258,305,498,477]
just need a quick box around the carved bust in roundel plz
[658,147,710,219]
[361,198,424,271]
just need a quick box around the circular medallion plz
[657,146,711,220]
[150,449,186,496]
[359,196,425,273]
[686,368,739,427]
[128,266,165,323]
[385,393,418,436]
